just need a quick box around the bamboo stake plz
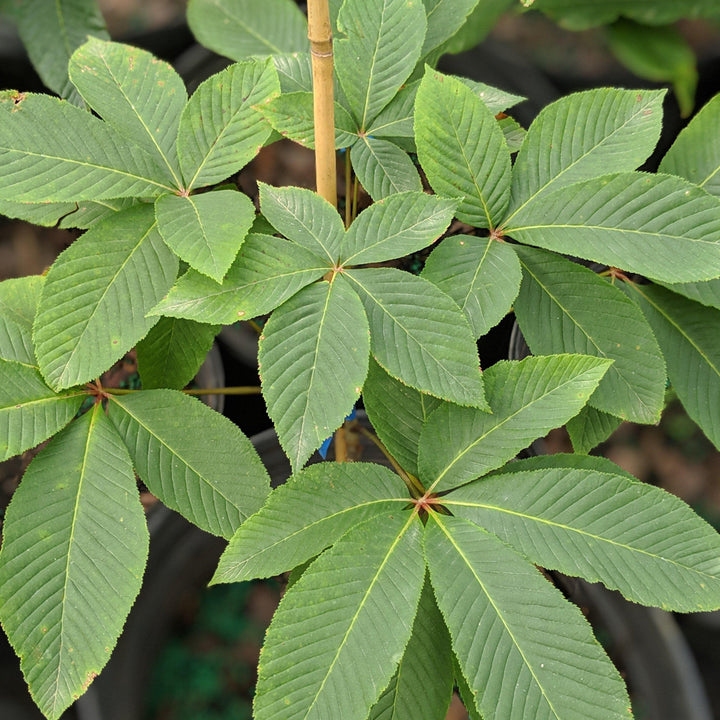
[307,0,337,208]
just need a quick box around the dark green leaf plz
[566,406,623,454]
[108,389,270,538]
[254,511,425,720]
[0,275,43,365]
[136,317,219,390]
[415,68,512,229]
[345,268,487,408]
[259,277,370,471]
[351,136,422,201]
[418,354,612,492]
[152,233,327,324]
[34,205,177,390]
[0,405,148,720]
[422,235,521,338]
[213,462,408,583]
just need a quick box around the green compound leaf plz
[33,205,177,391]
[69,38,186,188]
[624,282,720,451]
[445,454,720,612]
[151,233,327,324]
[187,0,309,61]
[566,406,623,454]
[256,91,359,149]
[155,190,255,281]
[335,0,426,130]
[351,136,422,201]
[213,462,408,583]
[273,53,314,93]
[513,244,666,423]
[254,511,425,720]
[415,68,511,229]
[345,268,487,409]
[368,575,454,720]
[362,358,442,478]
[418,354,612,492]
[425,514,632,720]
[0,359,84,461]
[259,182,345,262]
[660,92,720,197]
[506,87,665,218]
[505,172,720,283]
[341,192,457,265]
[0,274,44,366]
[10,0,108,105]
[259,277,370,472]
[136,317,219,390]
[606,20,697,118]
[108,389,270,539]
[459,77,525,114]
[0,92,175,202]
[0,405,148,720]
[177,59,279,190]
[422,235,521,338]
[0,198,77,227]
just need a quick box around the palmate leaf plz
[335,0,426,130]
[506,88,664,217]
[258,277,370,471]
[446,454,720,611]
[425,514,632,720]
[345,268,487,408]
[0,275,43,365]
[368,575,454,720]
[418,354,612,492]
[0,405,148,720]
[213,462,408,583]
[660,92,720,196]
[254,511,425,720]
[624,282,720,450]
[566,406,623,454]
[256,92,359,149]
[108,390,270,539]
[513,244,666,423]
[351,137,423,201]
[505,172,720,283]
[341,191,457,265]
[259,182,345,262]
[660,278,720,311]
[155,190,255,281]
[187,0,309,61]
[0,198,77,227]
[136,317,219,390]
[421,235,521,338]
[151,233,327,324]
[33,205,178,391]
[9,0,108,105]
[415,68,512,229]
[0,359,84,461]
[362,359,442,477]
[177,59,279,190]
[69,38,186,188]
[0,92,175,202]
[273,53,314,93]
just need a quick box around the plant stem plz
[307,0,337,208]
[357,426,426,497]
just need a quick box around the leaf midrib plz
[432,515,563,720]
[505,94,660,224]
[443,493,720,582]
[428,362,606,491]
